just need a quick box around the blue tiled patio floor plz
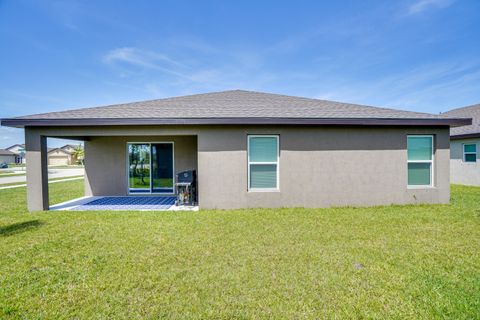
[71,196,176,211]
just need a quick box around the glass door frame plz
[126,141,175,195]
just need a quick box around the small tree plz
[73,144,85,165]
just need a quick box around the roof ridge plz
[13,89,439,120]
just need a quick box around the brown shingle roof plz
[0,149,16,156]
[48,148,72,155]
[6,144,25,150]
[1,90,471,127]
[442,104,480,138]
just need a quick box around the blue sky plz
[1,0,479,147]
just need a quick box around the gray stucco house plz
[5,144,25,164]
[0,149,17,164]
[0,90,471,211]
[443,104,480,186]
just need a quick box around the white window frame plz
[407,135,434,188]
[247,135,280,192]
[463,143,477,163]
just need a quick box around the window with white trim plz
[407,135,434,187]
[248,135,279,191]
[463,144,477,163]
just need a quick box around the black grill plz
[177,170,195,184]
[175,170,197,206]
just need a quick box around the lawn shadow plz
[0,220,43,237]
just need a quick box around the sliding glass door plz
[152,143,174,193]
[128,144,151,193]
[128,142,174,194]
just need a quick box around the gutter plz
[0,117,472,128]
[450,132,480,140]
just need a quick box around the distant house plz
[6,143,83,166]
[0,90,471,211]
[63,144,84,164]
[60,144,79,153]
[0,149,17,164]
[48,144,84,166]
[443,104,480,186]
[6,143,26,164]
[47,148,73,166]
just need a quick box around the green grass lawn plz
[0,172,25,177]
[47,165,85,169]
[0,182,479,319]
[0,176,84,188]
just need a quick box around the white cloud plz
[103,47,181,67]
[102,45,279,94]
[103,47,186,78]
[407,0,455,15]
[310,60,480,113]
[100,42,479,115]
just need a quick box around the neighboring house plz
[60,144,80,154]
[442,104,480,186]
[47,147,73,166]
[6,143,26,164]
[0,90,471,211]
[0,149,17,164]
[6,143,83,166]
[60,144,84,164]
[48,144,84,165]
[60,144,77,153]
[6,143,25,154]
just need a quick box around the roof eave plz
[450,132,480,140]
[0,117,472,128]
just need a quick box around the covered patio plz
[50,196,198,211]
[21,127,199,211]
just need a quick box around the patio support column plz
[25,128,49,211]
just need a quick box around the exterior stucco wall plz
[0,155,16,164]
[25,125,450,209]
[25,129,49,211]
[197,126,450,209]
[450,138,480,186]
[84,135,197,196]
[48,150,71,166]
